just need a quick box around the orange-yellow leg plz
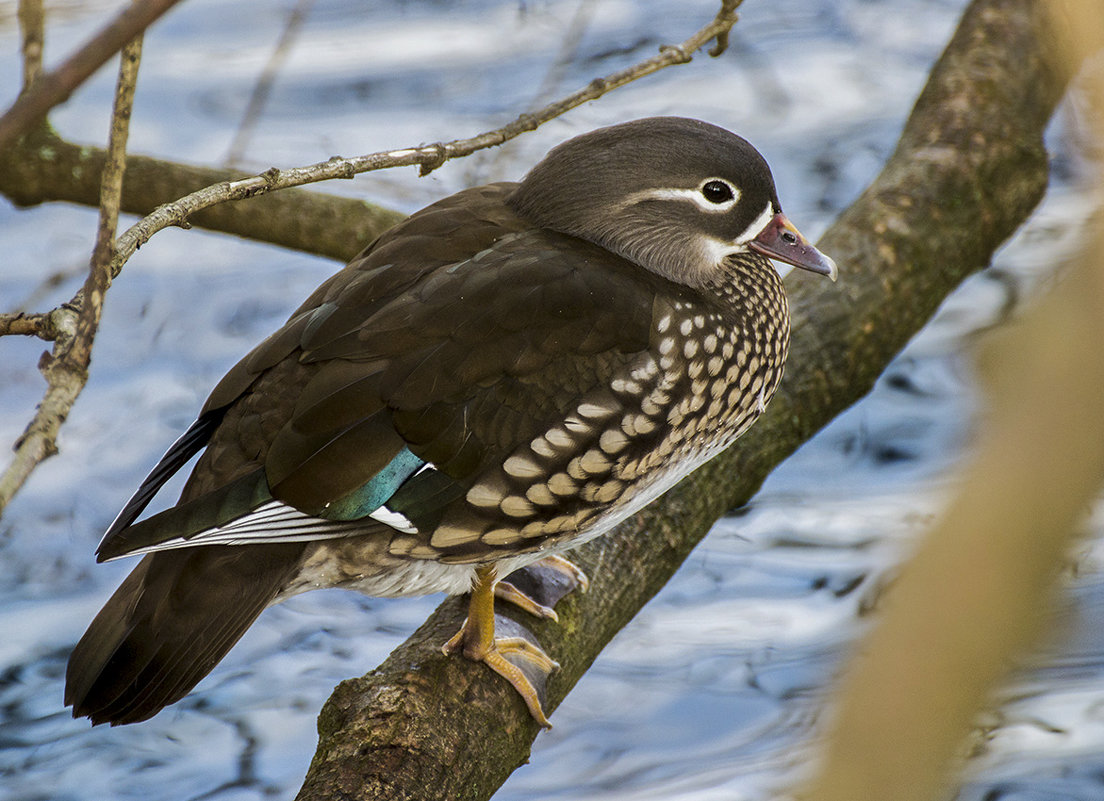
[443,564,558,728]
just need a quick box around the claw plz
[444,564,558,727]
[495,580,558,621]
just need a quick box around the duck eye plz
[701,180,734,204]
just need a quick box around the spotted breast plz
[66,116,837,728]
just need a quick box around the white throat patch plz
[734,203,775,245]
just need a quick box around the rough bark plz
[0,126,405,262]
[804,2,1104,798]
[293,0,1073,799]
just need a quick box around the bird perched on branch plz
[66,117,837,728]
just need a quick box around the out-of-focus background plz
[1,1,1102,799]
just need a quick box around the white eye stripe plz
[734,203,775,245]
[625,181,741,213]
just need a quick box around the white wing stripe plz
[107,500,408,559]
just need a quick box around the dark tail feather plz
[65,543,305,725]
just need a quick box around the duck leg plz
[443,564,559,727]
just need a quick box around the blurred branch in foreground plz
[291,0,1081,798]
[801,1,1104,800]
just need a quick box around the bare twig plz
[224,0,316,167]
[0,311,57,338]
[0,33,143,513]
[18,0,44,90]
[525,0,597,114]
[0,0,183,150]
[108,0,743,281]
[0,1,739,515]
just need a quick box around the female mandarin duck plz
[66,117,837,727]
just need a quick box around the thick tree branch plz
[0,0,184,150]
[291,1,1071,799]
[0,127,404,263]
[803,1,1104,799]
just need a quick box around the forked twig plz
[108,0,743,282]
[0,34,143,512]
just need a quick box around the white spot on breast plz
[611,377,642,395]
[500,495,536,517]
[466,483,506,507]
[578,401,616,420]
[482,528,520,546]
[564,416,590,435]
[546,427,572,448]
[580,449,611,474]
[531,436,555,458]
[548,472,577,495]
[504,455,543,479]
[430,524,480,549]
[593,480,624,503]
[599,428,629,453]
[526,483,557,506]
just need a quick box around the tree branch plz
[0,0,184,150]
[291,0,1072,799]
[0,0,742,518]
[18,0,44,90]
[0,28,143,513]
[0,126,404,264]
[105,0,744,282]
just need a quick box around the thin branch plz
[0,128,406,263]
[0,0,183,150]
[18,0,44,90]
[0,310,64,339]
[0,32,143,513]
[107,0,743,281]
[0,1,739,515]
[224,0,316,167]
[292,0,1070,798]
